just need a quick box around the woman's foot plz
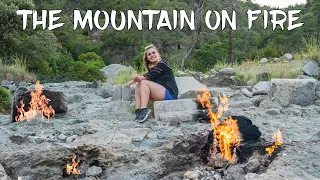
[137,108,152,123]
[133,109,141,121]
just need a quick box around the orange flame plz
[214,116,241,161]
[265,128,283,157]
[15,80,55,122]
[66,155,80,175]
[196,90,241,162]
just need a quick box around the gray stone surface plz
[18,82,29,88]
[101,64,133,82]
[302,60,320,76]
[121,85,135,101]
[241,88,253,98]
[245,159,260,173]
[175,77,204,97]
[177,70,187,77]
[265,108,281,116]
[86,166,103,176]
[269,79,317,107]
[210,69,218,76]
[1,80,320,180]
[283,53,293,61]
[0,163,11,180]
[218,68,235,75]
[1,80,11,88]
[316,81,320,100]
[154,99,197,121]
[252,81,271,95]
[260,58,268,64]
[112,85,122,100]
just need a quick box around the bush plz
[192,42,228,72]
[52,51,74,76]
[78,52,103,62]
[262,41,283,58]
[0,87,12,114]
[0,55,36,83]
[71,60,106,82]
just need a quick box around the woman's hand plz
[133,75,145,82]
[125,80,134,88]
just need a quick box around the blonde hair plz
[143,44,161,72]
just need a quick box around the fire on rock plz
[195,89,283,174]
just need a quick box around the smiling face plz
[146,48,160,63]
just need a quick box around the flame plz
[66,155,80,175]
[265,128,283,157]
[214,116,241,161]
[196,90,241,162]
[15,80,55,122]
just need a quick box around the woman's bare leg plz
[135,82,141,109]
[139,80,166,108]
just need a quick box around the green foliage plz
[214,60,305,84]
[303,35,320,61]
[66,33,96,60]
[52,51,74,75]
[110,70,137,85]
[192,42,228,71]
[0,87,12,114]
[71,57,106,82]
[133,43,152,73]
[78,52,103,62]
[262,41,283,58]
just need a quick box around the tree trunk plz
[228,26,233,64]
[180,0,206,71]
[228,2,235,64]
[180,43,196,71]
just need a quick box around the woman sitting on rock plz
[126,44,179,123]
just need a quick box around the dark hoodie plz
[143,60,179,99]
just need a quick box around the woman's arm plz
[125,79,135,88]
[125,75,147,88]
[133,75,147,82]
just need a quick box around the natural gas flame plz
[196,90,241,162]
[265,128,283,157]
[15,80,55,121]
[66,155,80,175]
[214,116,241,161]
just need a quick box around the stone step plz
[154,99,197,120]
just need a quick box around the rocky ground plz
[0,81,319,180]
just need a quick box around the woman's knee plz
[140,79,149,85]
[135,82,141,92]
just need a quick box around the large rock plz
[179,87,233,99]
[218,68,235,75]
[316,81,320,100]
[1,80,11,89]
[175,77,204,97]
[252,81,271,95]
[269,79,317,107]
[283,53,293,61]
[154,99,198,122]
[202,73,242,87]
[302,60,320,76]
[260,58,268,64]
[0,164,11,180]
[101,64,133,82]
[11,88,68,122]
[111,85,135,101]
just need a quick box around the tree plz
[180,0,206,71]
